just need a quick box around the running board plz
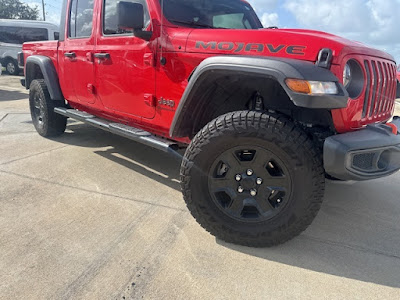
[54,107,179,153]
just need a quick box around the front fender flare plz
[25,55,64,101]
[170,56,348,138]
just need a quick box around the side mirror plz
[118,2,144,30]
[118,1,152,41]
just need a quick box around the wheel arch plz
[25,55,64,101]
[170,56,348,138]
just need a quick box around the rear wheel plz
[181,111,325,247]
[29,79,67,137]
[5,59,19,76]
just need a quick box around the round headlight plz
[343,63,352,88]
[343,60,364,99]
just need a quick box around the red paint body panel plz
[22,0,398,141]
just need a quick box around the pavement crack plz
[0,113,8,123]
[0,169,186,213]
[0,145,70,166]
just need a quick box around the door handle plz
[94,53,110,60]
[64,52,76,58]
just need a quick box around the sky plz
[23,0,400,63]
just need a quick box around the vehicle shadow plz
[55,122,183,191]
[0,89,28,101]
[55,122,400,289]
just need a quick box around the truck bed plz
[23,40,59,71]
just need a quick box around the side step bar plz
[54,107,179,153]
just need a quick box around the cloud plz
[247,0,279,21]
[247,0,280,27]
[284,0,400,62]
[260,13,279,27]
[247,0,279,11]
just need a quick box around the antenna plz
[160,0,165,65]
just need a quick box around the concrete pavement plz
[1,75,400,299]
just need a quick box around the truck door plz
[94,0,156,119]
[61,0,96,105]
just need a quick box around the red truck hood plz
[185,28,395,65]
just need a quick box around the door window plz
[69,0,95,38]
[0,26,49,44]
[103,0,150,35]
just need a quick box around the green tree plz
[0,0,39,20]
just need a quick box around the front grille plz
[362,59,397,120]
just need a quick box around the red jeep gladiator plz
[20,0,400,247]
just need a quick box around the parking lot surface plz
[1,74,400,299]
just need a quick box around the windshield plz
[160,0,263,29]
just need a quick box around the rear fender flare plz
[25,55,64,101]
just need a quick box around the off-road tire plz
[29,79,67,137]
[181,111,325,247]
[5,59,19,76]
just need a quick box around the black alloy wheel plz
[208,146,292,222]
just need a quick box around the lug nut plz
[235,174,242,182]
[238,186,244,193]
[256,178,263,185]
[250,189,257,197]
[247,169,254,176]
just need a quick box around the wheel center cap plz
[241,177,256,190]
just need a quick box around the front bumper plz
[324,117,400,181]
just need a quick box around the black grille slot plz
[362,61,371,118]
[382,62,390,113]
[369,61,378,117]
[374,62,383,115]
[380,62,388,114]
[389,65,396,108]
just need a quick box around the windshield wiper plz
[168,19,222,29]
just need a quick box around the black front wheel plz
[181,111,325,247]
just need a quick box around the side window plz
[0,26,48,44]
[69,0,95,38]
[0,26,19,44]
[103,0,150,35]
[22,28,49,42]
